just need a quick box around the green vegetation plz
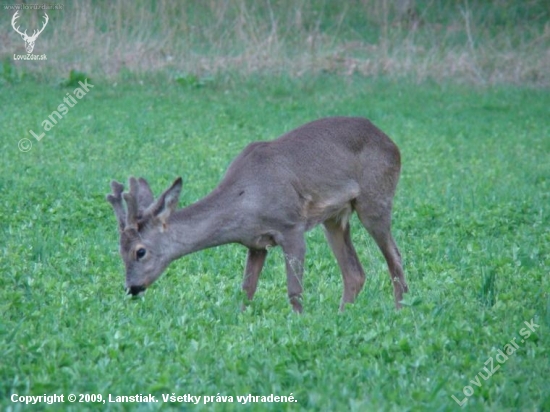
[1,75,549,410]
[2,0,549,85]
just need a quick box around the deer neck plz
[164,188,240,260]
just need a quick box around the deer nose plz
[127,285,146,296]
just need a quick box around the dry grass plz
[2,0,549,85]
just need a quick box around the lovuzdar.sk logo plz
[11,10,48,60]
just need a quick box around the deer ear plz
[149,177,183,228]
[137,177,154,210]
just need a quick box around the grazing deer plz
[107,117,408,312]
[11,11,49,54]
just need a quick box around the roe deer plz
[106,117,408,312]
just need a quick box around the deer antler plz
[106,181,126,231]
[11,11,27,38]
[136,178,154,213]
[30,13,49,40]
[123,177,140,230]
[107,177,156,232]
[11,11,49,40]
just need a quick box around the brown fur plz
[107,117,409,312]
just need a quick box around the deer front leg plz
[280,232,306,313]
[242,248,268,309]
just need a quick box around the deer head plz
[12,11,49,53]
[106,177,182,295]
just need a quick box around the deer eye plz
[136,248,146,260]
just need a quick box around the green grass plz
[2,0,549,85]
[1,75,549,411]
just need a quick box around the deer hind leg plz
[242,248,268,309]
[279,230,306,313]
[354,199,408,309]
[323,218,366,311]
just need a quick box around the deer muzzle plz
[126,285,147,296]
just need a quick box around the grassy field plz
[2,0,550,85]
[1,74,549,410]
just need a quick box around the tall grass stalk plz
[1,0,549,85]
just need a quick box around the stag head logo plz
[11,11,49,54]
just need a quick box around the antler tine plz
[106,180,126,231]
[11,11,27,37]
[123,177,139,229]
[28,12,48,39]
[34,13,49,37]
